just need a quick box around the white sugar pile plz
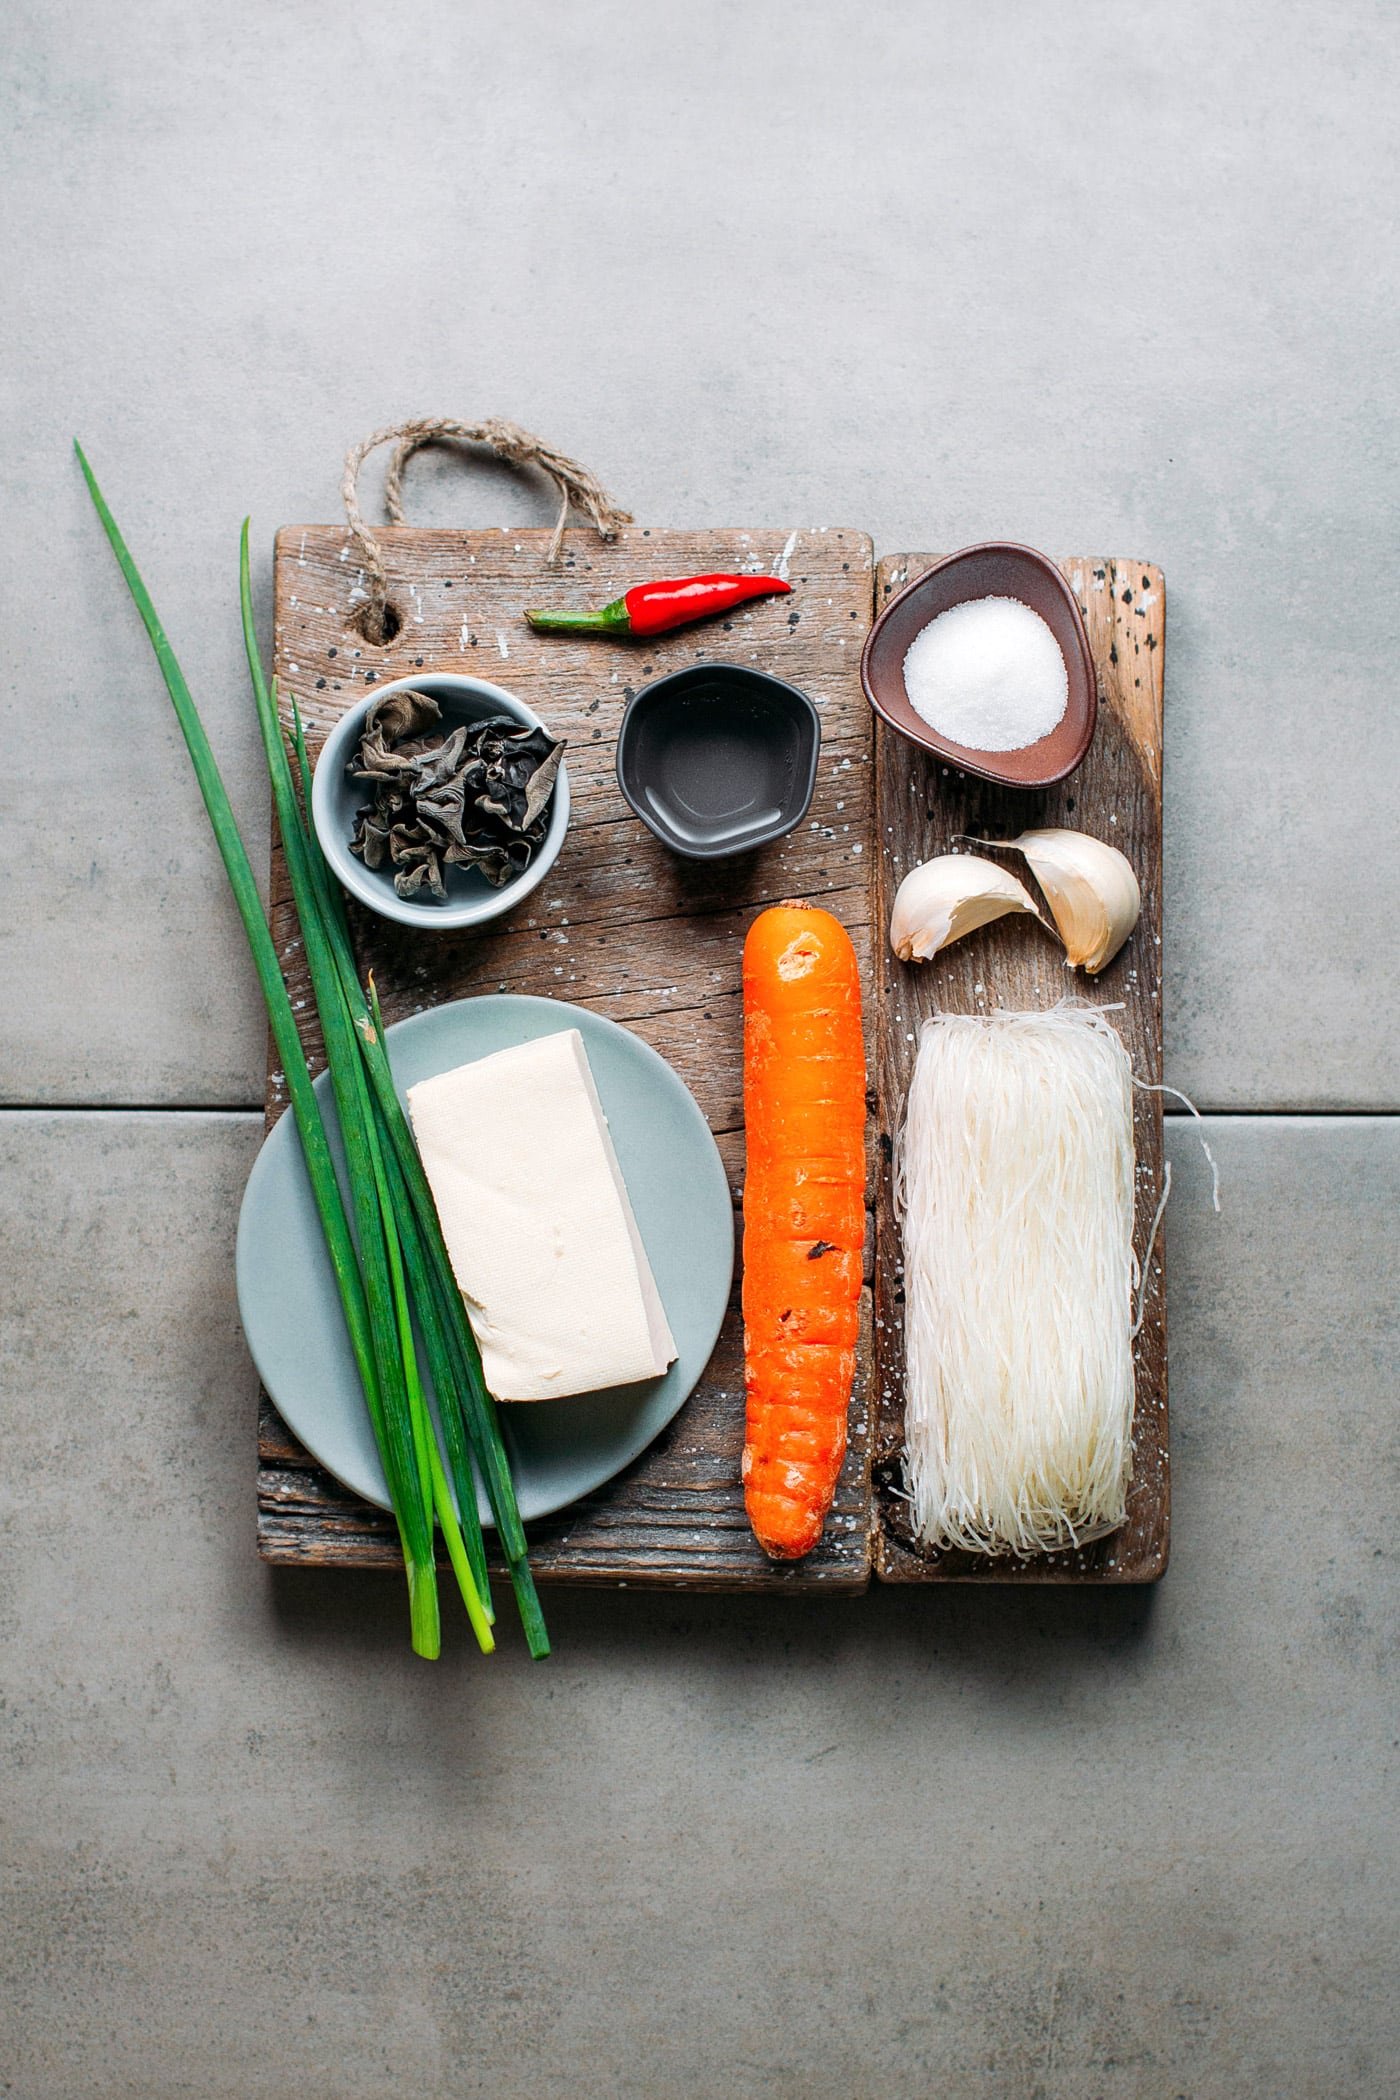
[902,594,1068,752]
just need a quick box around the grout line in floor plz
[0,1103,266,1116]
[3,1104,1400,1119]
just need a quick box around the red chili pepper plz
[525,572,792,638]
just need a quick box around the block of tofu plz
[406,1028,678,1402]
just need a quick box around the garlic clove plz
[889,855,1041,963]
[1006,828,1141,973]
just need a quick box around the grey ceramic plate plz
[236,995,735,1523]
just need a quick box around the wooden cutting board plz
[256,524,879,1590]
[253,526,1166,1589]
[872,555,1168,1583]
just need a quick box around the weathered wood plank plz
[258,1296,872,1591]
[258,525,876,1589]
[872,556,1167,1583]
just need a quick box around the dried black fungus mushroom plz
[347,690,564,903]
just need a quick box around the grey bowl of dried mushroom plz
[310,673,571,931]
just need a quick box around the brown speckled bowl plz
[860,542,1097,788]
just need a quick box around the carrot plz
[741,901,866,1559]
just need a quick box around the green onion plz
[234,529,496,1649]
[285,703,549,1658]
[75,443,542,1659]
[245,656,445,1649]
[363,980,551,1659]
[277,705,490,1604]
[76,441,443,1653]
[282,690,548,1654]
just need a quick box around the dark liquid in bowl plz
[633,688,801,851]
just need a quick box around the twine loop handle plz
[341,416,633,642]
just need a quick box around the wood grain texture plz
[258,524,877,1590]
[872,556,1168,1584]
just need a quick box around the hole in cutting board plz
[350,599,403,646]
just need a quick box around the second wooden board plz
[872,555,1168,1584]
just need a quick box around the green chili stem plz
[524,598,631,634]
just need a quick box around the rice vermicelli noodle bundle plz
[897,1006,1138,1555]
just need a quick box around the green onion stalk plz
[279,710,496,1603]
[234,528,492,1653]
[284,706,549,1657]
[77,444,543,1658]
[272,703,492,1612]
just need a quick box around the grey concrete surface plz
[1,1113,1396,2098]
[4,4,1399,2096]
[2,0,1397,1108]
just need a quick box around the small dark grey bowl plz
[615,663,821,861]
